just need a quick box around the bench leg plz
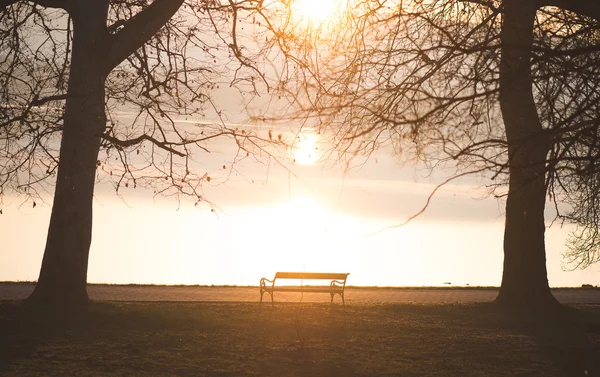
[270,292,274,307]
[260,291,275,306]
[330,292,345,306]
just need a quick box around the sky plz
[1,1,600,288]
[1,137,599,287]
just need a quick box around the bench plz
[259,272,350,305]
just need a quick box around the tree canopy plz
[0,0,283,305]
[1,0,279,206]
[249,0,600,306]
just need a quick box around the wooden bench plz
[259,272,350,305]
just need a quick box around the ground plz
[2,283,600,304]
[1,286,600,376]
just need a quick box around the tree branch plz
[31,93,69,106]
[102,133,185,157]
[0,0,18,8]
[361,168,488,237]
[537,0,600,21]
[103,0,184,74]
[19,0,72,9]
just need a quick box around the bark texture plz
[496,0,558,307]
[28,1,109,306]
[27,0,185,307]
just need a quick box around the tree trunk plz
[496,0,558,308]
[28,1,109,307]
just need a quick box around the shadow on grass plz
[429,303,600,376]
[1,299,599,376]
[2,300,114,370]
[0,299,216,373]
[0,299,77,370]
[498,305,600,377]
[376,302,600,376]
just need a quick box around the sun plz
[291,0,339,25]
[293,132,320,164]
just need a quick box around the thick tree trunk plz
[496,0,558,308]
[28,2,109,306]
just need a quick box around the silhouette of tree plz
[0,0,278,306]
[254,0,600,307]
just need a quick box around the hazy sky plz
[1,136,599,287]
[1,4,599,288]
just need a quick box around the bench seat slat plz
[264,286,344,293]
[274,272,349,280]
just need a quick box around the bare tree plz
[250,0,600,307]
[0,0,280,306]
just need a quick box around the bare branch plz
[104,0,184,73]
[102,133,185,157]
[539,0,600,21]
[361,168,488,237]
[0,0,18,8]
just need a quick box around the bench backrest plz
[274,272,349,281]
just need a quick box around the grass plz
[2,281,598,290]
[1,301,600,376]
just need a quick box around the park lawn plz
[1,301,599,377]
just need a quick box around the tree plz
[252,0,600,307]
[0,0,277,306]
[496,0,600,306]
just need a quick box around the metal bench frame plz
[259,272,349,305]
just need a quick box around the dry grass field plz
[1,300,600,376]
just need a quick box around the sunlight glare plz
[285,195,323,224]
[291,0,338,25]
[261,195,332,271]
[293,132,320,164]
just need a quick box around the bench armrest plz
[260,277,274,289]
[330,279,346,289]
